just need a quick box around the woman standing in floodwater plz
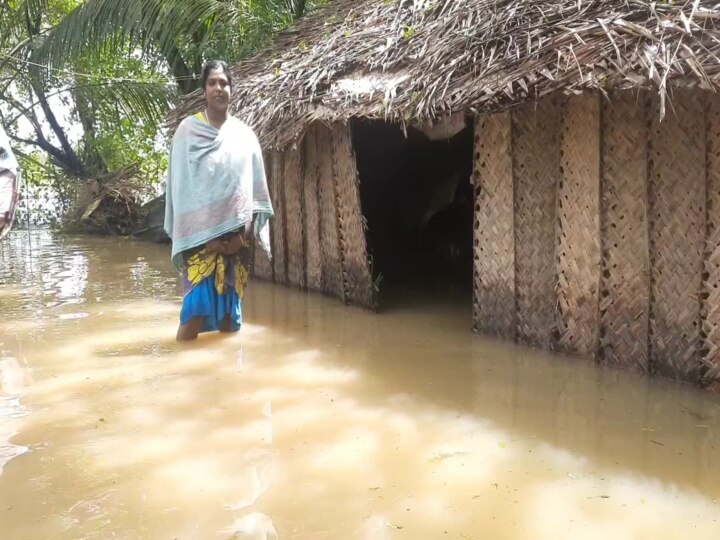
[164,60,273,341]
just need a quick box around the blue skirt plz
[180,276,242,333]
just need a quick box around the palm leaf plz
[73,80,176,127]
[1,0,49,37]
[33,0,244,71]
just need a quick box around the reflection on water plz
[0,230,719,539]
[0,355,28,477]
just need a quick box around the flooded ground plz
[0,230,719,539]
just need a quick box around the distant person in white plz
[0,124,19,240]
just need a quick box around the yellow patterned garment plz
[184,247,250,298]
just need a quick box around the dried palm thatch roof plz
[170,0,720,149]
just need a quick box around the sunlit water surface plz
[0,231,719,539]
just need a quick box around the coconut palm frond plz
[74,79,176,127]
[32,0,242,71]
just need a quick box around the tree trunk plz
[73,85,107,175]
[293,0,307,20]
[164,42,198,94]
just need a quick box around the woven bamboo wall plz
[512,98,561,348]
[251,89,720,387]
[649,90,706,381]
[283,145,306,288]
[331,124,376,308]
[258,122,374,308]
[473,112,516,338]
[316,124,345,300]
[556,95,602,357]
[599,91,650,371]
[270,150,287,284]
[302,124,324,292]
[253,151,274,281]
[703,96,720,389]
[473,89,720,387]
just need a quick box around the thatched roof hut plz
[171,0,720,147]
[172,0,720,390]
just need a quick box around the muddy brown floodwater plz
[0,231,719,539]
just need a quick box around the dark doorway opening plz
[353,118,474,308]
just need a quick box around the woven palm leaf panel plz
[270,150,287,284]
[512,98,561,348]
[302,124,324,292]
[283,145,306,288]
[252,151,274,281]
[704,94,720,389]
[473,112,516,338]
[555,94,602,357]
[648,90,706,381]
[331,123,375,309]
[316,123,345,300]
[598,91,650,371]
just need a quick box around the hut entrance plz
[353,118,474,306]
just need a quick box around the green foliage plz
[34,0,328,89]
[70,51,174,181]
[15,151,52,188]
[95,117,167,186]
[1,0,328,226]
